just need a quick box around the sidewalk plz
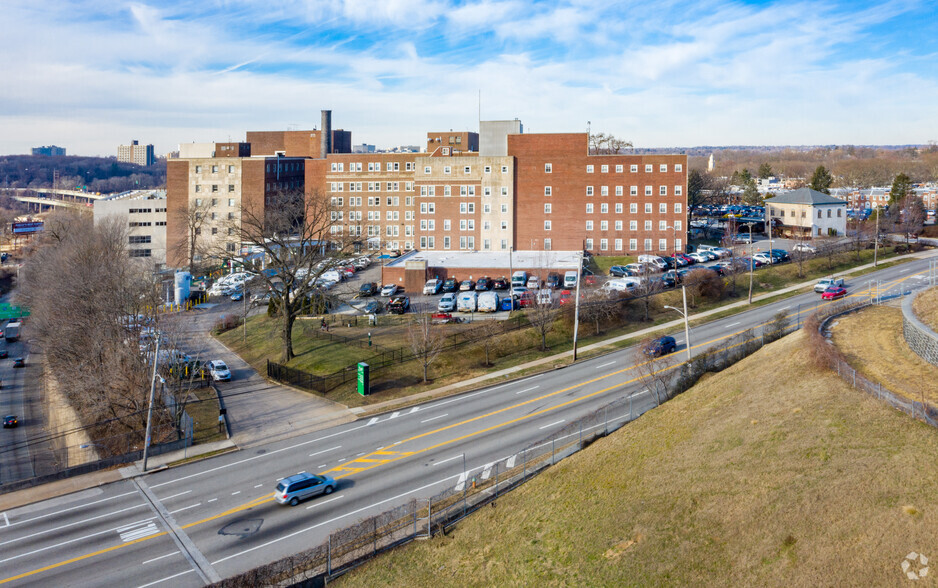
[351,248,938,416]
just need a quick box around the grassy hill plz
[338,330,938,586]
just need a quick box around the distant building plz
[353,144,376,153]
[118,140,156,166]
[765,188,846,237]
[32,145,66,156]
[93,190,167,269]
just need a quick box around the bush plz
[213,314,241,334]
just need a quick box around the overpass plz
[3,188,108,212]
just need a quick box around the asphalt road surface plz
[1,253,936,586]
[0,328,36,486]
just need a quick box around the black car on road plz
[442,277,459,293]
[359,282,378,297]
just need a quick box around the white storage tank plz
[174,271,192,305]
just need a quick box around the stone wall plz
[902,289,938,367]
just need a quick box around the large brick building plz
[166,111,687,270]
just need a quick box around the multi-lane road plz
[1,253,936,586]
[0,326,35,486]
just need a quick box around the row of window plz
[194,198,237,207]
[544,185,683,197]
[545,163,683,174]
[575,202,683,214]
[331,161,413,173]
[194,164,237,174]
[194,227,236,236]
[129,221,167,227]
[195,185,237,193]
[128,208,160,214]
[770,208,843,219]
[129,249,152,257]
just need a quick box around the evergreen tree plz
[809,165,833,194]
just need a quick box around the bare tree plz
[631,266,665,321]
[172,198,213,275]
[589,132,633,155]
[633,340,674,406]
[684,268,723,308]
[847,215,871,262]
[896,194,926,246]
[232,189,356,362]
[579,292,619,336]
[527,294,557,351]
[472,319,505,367]
[408,305,446,382]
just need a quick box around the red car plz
[558,290,573,305]
[821,286,847,300]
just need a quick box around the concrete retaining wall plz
[902,289,938,368]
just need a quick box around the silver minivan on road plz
[275,472,337,506]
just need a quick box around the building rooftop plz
[384,250,582,270]
[100,189,166,202]
[769,188,844,206]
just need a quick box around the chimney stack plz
[320,110,332,158]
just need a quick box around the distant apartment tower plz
[118,140,156,166]
[32,145,66,156]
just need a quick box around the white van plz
[638,255,668,270]
[563,270,578,288]
[477,291,499,312]
[457,291,478,312]
[602,278,641,292]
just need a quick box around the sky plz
[1,0,937,156]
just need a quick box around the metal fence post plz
[523,447,527,481]
[604,406,608,436]
[327,535,332,575]
[853,369,856,388]
[629,395,633,421]
[551,438,555,465]
[495,462,499,498]
[374,517,377,555]
[427,497,433,538]
[413,500,418,538]
[579,422,582,449]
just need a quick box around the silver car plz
[275,472,336,506]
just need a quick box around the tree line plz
[0,155,166,193]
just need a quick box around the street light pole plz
[142,333,161,472]
[747,224,754,304]
[572,250,583,361]
[664,285,692,362]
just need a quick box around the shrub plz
[213,314,241,334]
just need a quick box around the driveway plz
[162,302,355,448]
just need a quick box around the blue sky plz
[1,0,936,156]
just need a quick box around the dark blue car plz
[644,336,676,357]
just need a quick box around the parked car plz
[275,472,336,506]
[558,289,573,305]
[363,299,383,314]
[732,233,753,244]
[359,282,378,297]
[688,252,710,263]
[602,278,639,293]
[12,358,25,368]
[792,242,817,254]
[546,273,562,289]
[511,271,528,288]
[380,284,399,297]
[526,275,541,290]
[423,279,442,295]
[0,350,7,359]
[459,280,475,291]
[821,286,848,300]
[208,360,231,381]
[769,249,791,262]
[492,277,509,290]
[815,277,845,293]
[475,276,493,291]
[563,270,578,288]
[674,253,696,265]
[438,292,457,312]
[437,277,456,293]
[3,415,17,428]
[230,291,243,302]
[638,255,668,271]
[609,265,634,277]
[644,335,677,357]
[457,291,478,312]
[536,289,553,305]
[752,252,774,265]
[387,296,410,314]
[477,291,500,312]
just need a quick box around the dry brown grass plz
[338,330,938,587]
[831,305,938,405]
[912,286,938,333]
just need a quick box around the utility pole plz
[747,224,754,304]
[572,250,583,361]
[142,334,161,472]
[873,208,880,267]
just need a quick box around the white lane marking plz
[595,361,616,369]
[408,406,420,414]
[1,515,157,564]
[539,419,565,430]
[305,494,344,510]
[207,498,217,503]
[136,569,195,588]
[0,503,148,548]
[724,321,741,329]
[480,463,494,480]
[254,484,263,488]
[515,386,540,395]
[5,490,138,527]
[366,417,379,426]
[779,305,790,310]
[169,503,201,515]
[454,472,468,491]
[675,339,684,345]
[1,512,8,527]
[389,411,401,419]
[318,464,327,468]
[432,454,463,467]
[338,458,346,463]
[119,521,159,542]
[231,491,241,496]
[506,455,517,468]
[900,268,909,273]
[420,413,448,424]
[423,380,517,410]
[150,418,381,489]
[142,552,179,565]
[308,445,342,458]
[356,452,365,456]
[156,490,192,502]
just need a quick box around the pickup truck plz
[814,277,845,293]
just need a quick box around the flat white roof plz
[385,250,581,270]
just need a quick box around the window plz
[616,165,623,173]
[616,186,623,196]
[195,185,201,193]
[630,164,638,172]
[629,238,637,250]
[544,186,552,196]
[424,166,431,174]
[675,164,683,172]
[675,238,683,251]
[659,203,667,213]
[586,186,594,196]
[501,187,508,196]
[129,249,151,258]
[544,220,551,231]
[228,165,234,173]
[444,166,451,175]
[544,203,551,214]
[645,186,653,196]
[837,208,842,217]
[600,239,608,250]
[600,220,608,231]
[500,239,508,250]
[659,239,668,251]
[586,220,593,231]
[586,203,594,213]
[615,220,623,230]
[586,165,594,173]
[818,210,822,219]
[444,186,451,196]
[484,187,491,196]
[659,186,668,196]
[228,185,235,192]
[645,220,652,230]
[645,203,653,213]
[630,220,638,230]
[630,186,638,196]
[601,165,609,173]
[406,162,414,171]
[483,203,491,213]
[483,239,491,250]
[443,219,451,230]
[483,221,490,230]
[615,238,623,250]
[659,164,667,173]
[585,238,593,250]
[444,236,451,249]
[484,165,491,173]
[194,165,201,173]
[827,209,832,218]
[195,198,202,206]
[545,163,552,173]
[501,204,507,213]
[501,221,508,230]
[645,164,653,173]
[600,203,608,213]
[601,186,609,196]
[128,235,151,244]
[630,203,638,214]
[211,227,218,235]
[464,166,471,174]
[659,220,667,230]
[644,239,652,251]
[674,203,682,213]
[544,238,551,250]
[615,203,623,213]
[675,185,683,196]
[502,166,508,173]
